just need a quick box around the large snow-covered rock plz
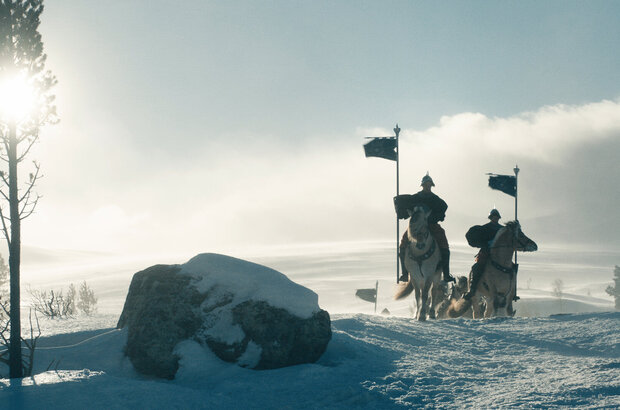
[117,253,331,379]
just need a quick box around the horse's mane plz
[409,204,429,216]
[490,221,519,248]
[407,205,429,223]
[505,221,519,230]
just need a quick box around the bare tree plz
[551,279,564,299]
[28,281,96,318]
[552,279,564,312]
[0,298,40,377]
[0,0,57,378]
[28,287,75,319]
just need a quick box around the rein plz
[406,208,438,277]
[489,225,520,278]
[490,258,515,277]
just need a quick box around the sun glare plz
[0,73,36,122]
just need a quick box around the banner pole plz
[375,280,378,313]
[513,165,520,302]
[514,165,519,265]
[395,124,401,284]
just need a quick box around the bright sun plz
[0,73,36,122]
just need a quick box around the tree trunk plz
[8,122,22,379]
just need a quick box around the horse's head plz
[498,221,538,252]
[407,205,431,240]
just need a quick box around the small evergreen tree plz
[605,265,620,310]
[76,281,97,315]
[67,283,76,313]
[552,279,564,299]
[552,279,564,312]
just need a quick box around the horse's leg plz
[484,293,495,318]
[418,281,432,321]
[471,295,483,319]
[507,279,516,316]
[429,274,443,319]
[414,285,422,319]
[471,295,482,319]
[428,288,437,320]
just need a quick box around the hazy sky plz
[20,1,620,256]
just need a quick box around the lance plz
[514,164,519,265]
[395,124,400,284]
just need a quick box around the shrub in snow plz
[28,281,97,319]
[117,253,331,379]
[29,287,75,319]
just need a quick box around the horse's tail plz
[446,297,472,318]
[394,281,414,300]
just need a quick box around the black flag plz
[488,174,516,197]
[355,288,377,303]
[363,137,397,161]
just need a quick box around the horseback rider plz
[394,173,455,284]
[463,208,503,300]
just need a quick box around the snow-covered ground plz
[1,241,619,408]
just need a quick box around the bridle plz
[407,209,437,275]
[490,223,529,251]
[489,224,524,276]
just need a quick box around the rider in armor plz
[463,208,503,300]
[394,173,456,284]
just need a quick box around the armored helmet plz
[488,208,501,219]
[420,172,435,187]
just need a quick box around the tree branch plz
[20,195,40,220]
[17,136,39,163]
[0,172,9,189]
[18,162,41,203]
[0,207,10,248]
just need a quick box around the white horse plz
[394,206,444,321]
[448,221,537,318]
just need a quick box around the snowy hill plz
[1,242,619,408]
[1,312,619,409]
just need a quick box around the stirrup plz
[398,273,408,282]
[443,274,456,283]
[513,295,520,301]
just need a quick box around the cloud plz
[405,99,620,163]
[22,99,620,254]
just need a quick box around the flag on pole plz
[363,137,397,161]
[355,288,377,303]
[488,174,517,197]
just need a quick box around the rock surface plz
[117,254,331,379]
